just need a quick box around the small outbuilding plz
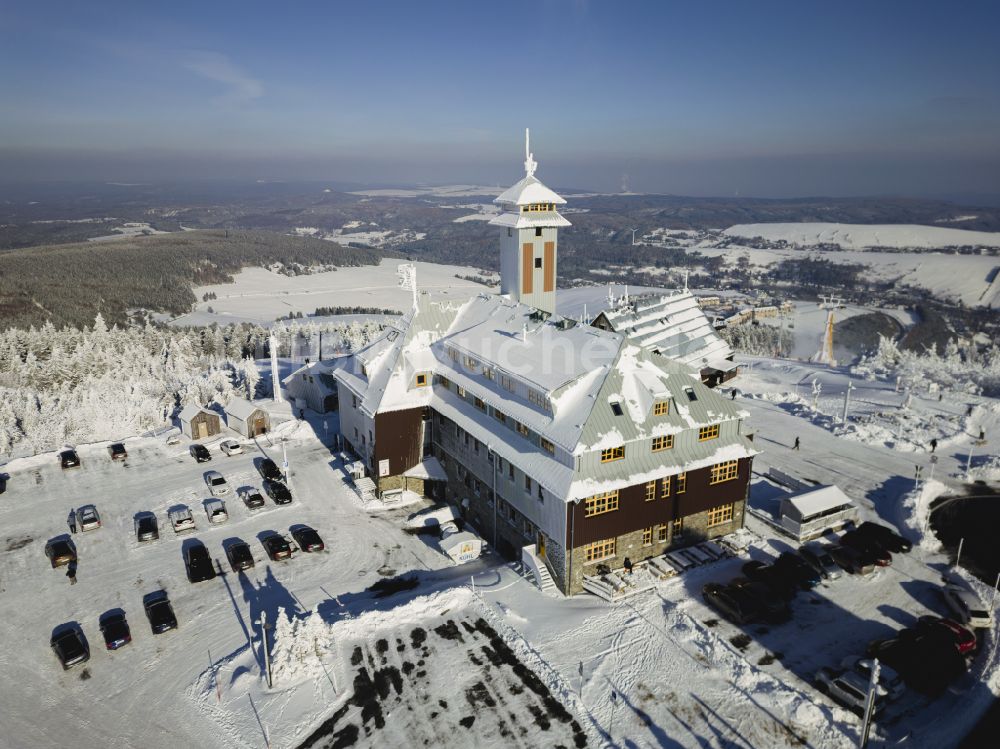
[780,485,858,541]
[224,398,270,438]
[179,405,222,440]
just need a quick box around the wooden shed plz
[179,405,221,440]
[225,398,270,438]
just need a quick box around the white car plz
[840,656,905,701]
[77,505,101,531]
[799,542,842,581]
[815,667,888,715]
[170,508,196,534]
[205,499,228,524]
[220,439,243,456]
[943,584,994,629]
[205,470,229,496]
[165,433,181,446]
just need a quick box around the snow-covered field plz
[167,259,491,326]
[724,222,1000,250]
[348,185,499,198]
[86,222,168,242]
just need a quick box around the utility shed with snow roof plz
[780,485,858,541]
[224,398,270,438]
[179,405,221,440]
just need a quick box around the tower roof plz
[493,174,567,207]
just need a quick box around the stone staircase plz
[521,545,557,593]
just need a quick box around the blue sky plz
[2,0,999,196]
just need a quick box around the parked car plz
[165,433,181,446]
[99,612,132,650]
[107,442,128,461]
[51,628,89,669]
[799,542,842,581]
[220,439,243,456]
[184,542,217,583]
[226,541,255,572]
[205,470,229,496]
[205,498,228,524]
[815,667,888,715]
[728,578,791,623]
[915,616,977,655]
[868,633,966,697]
[840,530,892,566]
[258,458,282,482]
[77,504,101,531]
[855,521,912,553]
[291,526,325,553]
[170,507,196,534]
[703,582,760,624]
[135,514,159,542]
[241,489,266,510]
[262,534,293,561]
[741,560,797,599]
[942,584,994,629]
[828,543,877,575]
[264,480,292,505]
[773,552,821,589]
[841,655,906,701]
[144,593,177,634]
[59,449,81,469]
[45,539,76,568]
[189,444,212,463]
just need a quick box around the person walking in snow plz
[930,438,937,454]
[299,408,305,420]
[623,557,633,575]
[68,509,77,534]
[731,389,737,400]
[979,429,986,442]
[793,436,800,451]
[67,559,77,585]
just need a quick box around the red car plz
[916,616,977,655]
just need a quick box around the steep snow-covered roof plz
[493,175,566,207]
[488,211,571,229]
[225,398,263,421]
[596,290,735,372]
[179,404,213,422]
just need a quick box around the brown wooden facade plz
[188,410,221,440]
[373,407,427,477]
[566,457,752,548]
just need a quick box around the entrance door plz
[536,532,546,559]
[253,415,266,436]
[196,420,207,439]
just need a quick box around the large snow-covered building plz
[332,132,756,594]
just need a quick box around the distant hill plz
[0,230,384,330]
[723,222,1000,250]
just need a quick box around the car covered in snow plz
[840,655,905,701]
[226,541,255,572]
[144,592,177,634]
[59,449,81,469]
[189,444,212,463]
[291,526,324,553]
[205,498,228,524]
[942,584,993,629]
[170,507,196,534]
[240,488,266,510]
[799,542,842,581]
[204,470,229,496]
[99,612,132,650]
[107,442,128,461]
[264,479,292,505]
[165,433,181,446]
[257,458,282,482]
[815,667,888,715]
[77,504,101,531]
[135,514,159,542]
[262,534,293,561]
[45,539,77,568]
[220,439,243,456]
[184,542,216,583]
[51,627,89,670]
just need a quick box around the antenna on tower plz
[524,127,537,178]
[683,271,689,293]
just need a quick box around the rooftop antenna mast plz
[524,127,537,178]
[683,271,689,293]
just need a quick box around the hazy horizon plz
[2,0,999,198]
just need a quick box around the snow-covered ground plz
[348,185,500,198]
[167,259,491,326]
[85,222,168,242]
[723,222,1000,250]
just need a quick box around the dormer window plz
[414,373,428,387]
[653,400,670,416]
[610,402,624,417]
[684,387,697,402]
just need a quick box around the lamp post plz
[258,611,272,688]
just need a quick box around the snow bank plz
[898,479,950,552]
